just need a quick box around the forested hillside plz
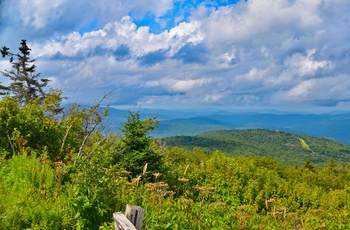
[163,129,350,166]
[0,98,350,229]
[147,111,350,145]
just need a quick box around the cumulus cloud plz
[284,49,333,77]
[271,75,350,107]
[1,0,350,111]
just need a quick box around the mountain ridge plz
[149,111,350,145]
[162,129,350,166]
[64,105,350,145]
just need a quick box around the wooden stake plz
[125,204,144,230]
[113,212,137,230]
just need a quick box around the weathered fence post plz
[113,205,144,230]
[113,212,137,230]
[125,204,144,230]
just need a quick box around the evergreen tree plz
[0,84,7,95]
[0,40,49,105]
[327,157,338,174]
[303,159,315,172]
[117,110,163,177]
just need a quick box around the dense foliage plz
[0,95,350,229]
[0,95,165,229]
[163,129,350,166]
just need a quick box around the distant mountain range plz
[82,105,350,145]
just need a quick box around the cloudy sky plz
[0,0,350,112]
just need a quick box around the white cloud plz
[286,80,315,100]
[203,93,225,103]
[18,0,66,29]
[205,0,323,46]
[30,16,206,72]
[284,49,333,77]
[146,77,212,92]
[170,78,212,92]
[271,75,350,105]
[1,0,350,110]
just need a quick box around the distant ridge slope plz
[84,107,350,145]
[163,129,350,166]
[149,111,350,145]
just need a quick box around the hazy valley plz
[106,107,350,145]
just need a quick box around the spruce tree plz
[118,110,163,177]
[0,40,49,105]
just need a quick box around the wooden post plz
[113,205,144,230]
[125,204,144,230]
[113,212,137,230]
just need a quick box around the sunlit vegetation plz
[0,95,350,229]
[163,129,350,166]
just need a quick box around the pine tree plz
[0,40,49,105]
[118,110,163,177]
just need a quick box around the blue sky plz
[0,0,350,112]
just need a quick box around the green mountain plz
[87,107,350,145]
[162,129,350,166]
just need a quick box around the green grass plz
[298,138,312,151]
